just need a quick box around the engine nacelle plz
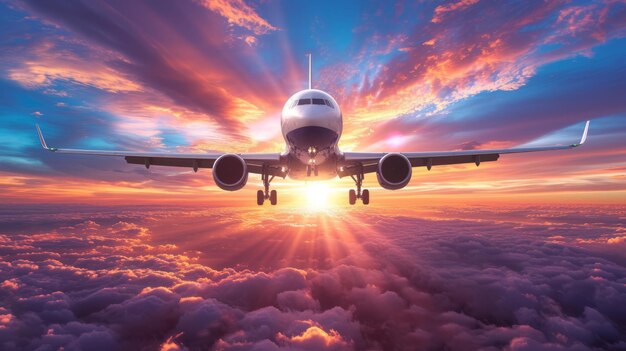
[376,153,412,190]
[212,154,248,191]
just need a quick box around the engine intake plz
[376,153,412,190]
[212,154,248,191]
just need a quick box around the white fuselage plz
[281,89,343,180]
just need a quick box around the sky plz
[1,1,626,350]
[0,0,625,204]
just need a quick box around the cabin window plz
[298,99,311,105]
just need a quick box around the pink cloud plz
[329,0,626,139]
[13,0,290,141]
[6,41,142,93]
[277,325,351,350]
[2,204,624,349]
[198,0,277,35]
[431,0,480,23]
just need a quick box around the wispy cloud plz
[431,0,480,23]
[0,0,624,202]
[198,0,277,35]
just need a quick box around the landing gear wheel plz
[362,189,370,205]
[257,190,264,206]
[349,189,356,205]
[258,165,278,206]
[270,190,277,205]
[349,166,366,205]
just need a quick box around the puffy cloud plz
[276,325,351,350]
[0,204,625,350]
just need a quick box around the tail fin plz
[308,53,312,89]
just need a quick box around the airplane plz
[36,54,590,206]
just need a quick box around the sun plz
[305,182,332,210]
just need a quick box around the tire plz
[349,189,356,205]
[362,189,370,205]
[270,190,277,205]
[257,190,264,206]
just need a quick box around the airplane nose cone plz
[282,106,342,135]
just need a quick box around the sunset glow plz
[1,1,625,350]
[0,0,623,204]
[305,182,333,211]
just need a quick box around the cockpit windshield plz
[292,98,334,109]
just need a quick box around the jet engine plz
[212,154,248,191]
[376,153,412,190]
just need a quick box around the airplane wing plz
[338,121,590,177]
[36,125,287,176]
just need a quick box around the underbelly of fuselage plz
[287,161,338,180]
[285,126,339,180]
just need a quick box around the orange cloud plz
[607,236,626,244]
[8,60,142,93]
[6,42,141,93]
[328,0,624,138]
[432,0,480,23]
[277,325,350,350]
[199,0,277,35]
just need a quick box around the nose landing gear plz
[257,166,277,205]
[306,165,318,177]
[348,170,369,205]
[307,147,318,177]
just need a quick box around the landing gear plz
[257,190,264,206]
[349,189,356,205]
[362,189,370,205]
[258,166,277,205]
[306,165,318,177]
[270,190,277,205]
[348,170,369,205]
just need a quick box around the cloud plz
[198,0,277,35]
[330,0,626,127]
[0,204,625,350]
[0,1,624,204]
[276,325,351,350]
[7,51,142,93]
[13,0,283,136]
[431,0,480,23]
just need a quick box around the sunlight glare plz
[305,182,332,210]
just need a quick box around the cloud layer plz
[1,204,625,350]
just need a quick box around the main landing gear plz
[257,166,277,205]
[349,171,369,205]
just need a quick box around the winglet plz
[36,124,56,151]
[579,120,590,145]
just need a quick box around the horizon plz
[1,1,625,350]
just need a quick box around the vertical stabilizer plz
[308,53,312,89]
